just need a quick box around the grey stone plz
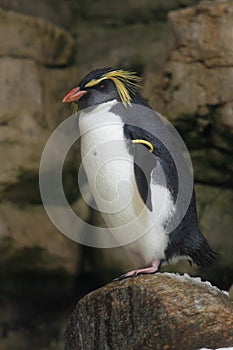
[0,8,75,66]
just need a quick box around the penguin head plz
[62,67,143,110]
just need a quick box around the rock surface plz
[65,273,233,350]
[0,8,81,350]
[151,0,233,188]
[0,6,83,324]
[0,0,199,28]
[0,9,75,65]
[0,9,76,192]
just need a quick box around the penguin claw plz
[113,270,138,281]
[113,262,160,281]
[113,274,132,282]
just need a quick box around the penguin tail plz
[191,237,218,268]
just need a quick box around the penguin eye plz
[98,83,105,90]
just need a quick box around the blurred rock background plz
[0,0,232,349]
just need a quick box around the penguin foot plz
[114,259,160,281]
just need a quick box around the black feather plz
[133,142,157,211]
[165,189,218,267]
[79,67,114,89]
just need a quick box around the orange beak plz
[62,87,87,103]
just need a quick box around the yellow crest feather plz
[84,69,142,106]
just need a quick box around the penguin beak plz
[62,87,87,103]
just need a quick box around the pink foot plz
[114,259,161,281]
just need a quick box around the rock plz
[0,9,82,290]
[0,9,75,66]
[0,9,78,192]
[0,57,46,191]
[196,185,233,267]
[161,62,233,119]
[218,102,233,130]
[72,0,199,23]
[73,21,173,89]
[0,8,82,350]
[0,289,69,350]
[41,65,79,128]
[195,185,233,289]
[149,0,233,188]
[65,273,233,350]
[190,148,233,186]
[0,0,199,28]
[0,202,80,275]
[229,285,233,300]
[168,1,233,67]
[0,0,73,29]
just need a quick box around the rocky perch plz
[65,273,233,350]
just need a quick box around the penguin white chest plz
[79,102,136,218]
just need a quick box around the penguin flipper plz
[133,142,157,212]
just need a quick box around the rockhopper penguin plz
[63,68,217,278]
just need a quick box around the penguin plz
[62,67,217,278]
